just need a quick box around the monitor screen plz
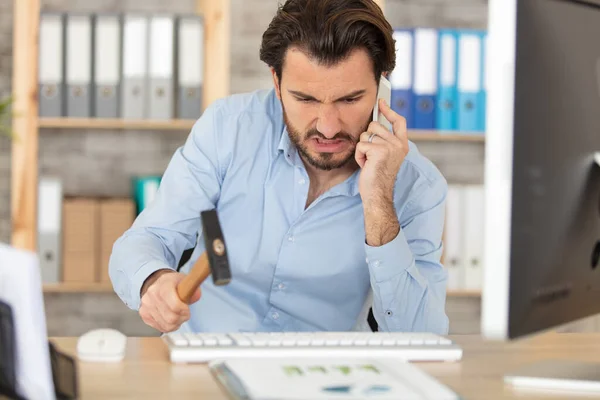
[482,0,600,340]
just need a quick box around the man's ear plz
[271,67,281,100]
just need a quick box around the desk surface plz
[51,333,600,399]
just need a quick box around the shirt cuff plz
[129,261,174,310]
[365,228,413,283]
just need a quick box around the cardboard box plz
[99,199,135,283]
[62,198,98,283]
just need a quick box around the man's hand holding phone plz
[356,95,409,247]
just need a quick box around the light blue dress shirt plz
[109,89,449,334]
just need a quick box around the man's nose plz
[316,104,342,139]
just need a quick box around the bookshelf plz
[36,119,485,141]
[43,283,114,293]
[10,0,230,255]
[38,118,197,131]
[447,290,482,298]
[11,0,482,294]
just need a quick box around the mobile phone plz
[372,75,393,132]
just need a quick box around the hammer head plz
[201,209,232,286]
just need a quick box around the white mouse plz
[77,328,127,362]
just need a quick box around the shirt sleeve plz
[108,101,227,311]
[364,175,449,334]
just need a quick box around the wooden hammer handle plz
[176,251,210,304]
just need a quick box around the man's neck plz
[304,158,357,187]
[301,157,358,208]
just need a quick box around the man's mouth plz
[315,138,344,145]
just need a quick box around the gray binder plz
[38,13,65,117]
[65,13,92,118]
[37,177,63,283]
[176,15,204,119]
[149,15,174,120]
[121,14,149,119]
[93,14,122,118]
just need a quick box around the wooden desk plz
[51,332,600,399]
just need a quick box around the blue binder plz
[412,28,438,130]
[457,30,483,133]
[477,31,488,133]
[436,29,459,131]
[390,29,414,129]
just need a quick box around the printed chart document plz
[210,357,460,400]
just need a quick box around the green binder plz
[132,175,162,215]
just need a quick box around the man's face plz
[273,47,378,171]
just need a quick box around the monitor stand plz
[504,360,600,394]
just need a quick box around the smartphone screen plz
[373,75,392,132]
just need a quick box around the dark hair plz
[259,0,396,84]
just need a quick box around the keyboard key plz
[167,333,188,347]
[183,333,203,346]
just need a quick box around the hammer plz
[176,209,232,303]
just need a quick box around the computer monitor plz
[482,0,600,391]
[0,244,55,400]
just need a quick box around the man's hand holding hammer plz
[137,210,231,333]
[139,270,201,333]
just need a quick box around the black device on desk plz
[482,0,600,392]
[0,299,20,400]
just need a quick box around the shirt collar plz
[277,126,294,158]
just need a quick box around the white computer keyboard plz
[162,331,463,363]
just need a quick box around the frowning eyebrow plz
[287,89,366,102]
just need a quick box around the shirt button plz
[372,260,380,268]
[272,312,280,320]
[288,236,295,242]
[298,178,306,185]
[278,283,285,290]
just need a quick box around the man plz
[109,0,449,335]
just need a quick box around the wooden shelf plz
[43,283,114,293]
[36,120,484,141]
[408,131,485,142]
[447,290,482,297]
[38,118,196,131]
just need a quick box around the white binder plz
[65,14,92,118]
[121,14,149,119]
[463,184,485,290]
[444,185,465,290]
[176,15,204,119]
[93,14,121,118]
[37,177,63,284]
[38,13,64,117]
[148,15,174,120]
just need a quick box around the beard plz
[282,105,370,171]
